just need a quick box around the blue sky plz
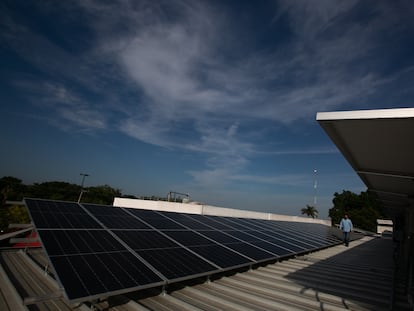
[1,0,414,218]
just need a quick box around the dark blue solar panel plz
[162,230,252,268]
[209,217,253,230]
[162,230,216,247]
[248,230,307,252]
[266,231,318,249]
[25,198,101,229]
[25,198,344,303]
[197,230,277,261]
[224,230,297,255]
[25,199,165,302]
[161,212,214,229]
[113,230,218,279]
[127,209,186,229]
[189,245,251,268]
[183,214,235,230]
[253,241,295,256]
[114,230,178,250]
[82,203,150,229]
[136,248,218,279]
[39,230,126,256]
[50,252,163,301]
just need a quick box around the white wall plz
[113,197,331,226]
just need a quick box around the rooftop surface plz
[2,235,409,310]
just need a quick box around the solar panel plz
[26,198,101,229]
[25,198,343,303]
[126,208,186,229]
[82,203,220,280]
[197,230,277,261]
[160,212,214,229]
[112,230,219,279]
[25,199,165,302]
[82,203,150,229]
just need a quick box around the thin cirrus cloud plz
[3,0,411,194]
[6,0,394,142]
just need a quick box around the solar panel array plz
[25,198,342,303]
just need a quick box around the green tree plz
[7,205,30,225]
[0,176,127,232]
[83,185,122,205]
[0,176,26,203]
[26,181,81,201]
[329,190,384,232]
[0,177,27,232]
[301,204,318,218]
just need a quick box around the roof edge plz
[316,107,414,121]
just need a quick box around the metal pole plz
[313,169,318,207]
[77,173,89,203]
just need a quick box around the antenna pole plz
[313,169,318,207]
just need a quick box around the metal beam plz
[8,223,33,229]
[0,227,33,241]
[357,170,414,180]
[10,238,39,244]
[23,291,63,305]
[5,200,25,206]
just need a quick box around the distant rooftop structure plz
[377,219,393,234]
[113,197,331,225]
[377,219,393,226]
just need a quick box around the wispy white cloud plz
[229,173,310,187]
[3,0,413,190]
[258,147,339,156]
[12,80,107,132]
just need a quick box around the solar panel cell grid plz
[252,240,294,256]
[162,212,214,229]
[136,248,217,279]
[269,231,318,249]
[193,230,278,261]
[196,230,241,243]
[189,245,251,268]
[39,230,127,255]
[100,252,163,285]
[221,243,276,261]
[26,199,101,229]
[51,252,164,300]
[163,230,216,247]
[212,217,253,230]
[184,214,234,230]
[114,230,178,250]
[128,209,186,229]
[83,204,151,229]
[25,198,343,303]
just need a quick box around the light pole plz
[77,173,89,203]
[313,169,318,207]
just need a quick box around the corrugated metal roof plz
[1,235,411,310]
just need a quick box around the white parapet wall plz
[377,219,393,234]
[113,197,331,226]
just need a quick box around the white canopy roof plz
[317,108,414,217]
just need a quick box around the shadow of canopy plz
[285,237,393,310]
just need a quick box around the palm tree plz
[301,204,318,219]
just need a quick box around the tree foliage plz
[0,176,26,203]
[301,204,318,218]
[85,185,122,205]
[0,176,124,233]
[329,190,384,232]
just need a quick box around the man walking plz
[339,213,353,247]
